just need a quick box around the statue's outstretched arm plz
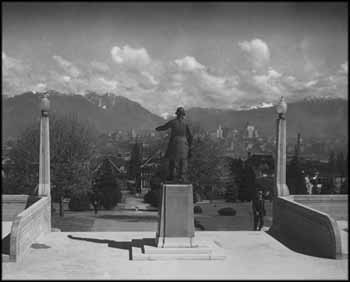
[155,120,171,131]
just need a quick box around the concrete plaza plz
[2,231,348,280]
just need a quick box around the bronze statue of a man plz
[156,107,192,182]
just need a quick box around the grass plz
[51,213,95,232]
[51,200,273,232]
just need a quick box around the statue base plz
[131,184,226,260]
[156,184,195,248]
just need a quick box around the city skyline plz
[2,2,348,116]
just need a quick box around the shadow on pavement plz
[67,234,157,260]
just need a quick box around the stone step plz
[143,245,213,255]
[132,246,225,261]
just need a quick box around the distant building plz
[217,125,224,139]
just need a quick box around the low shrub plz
[194,219,205,230]
[68,193,91,211]
[194,205,202,214]
[217,207,236,216]
[144,190,161,208]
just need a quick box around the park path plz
[91,192,158,232]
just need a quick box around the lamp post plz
[38,94,51,197]
[274,96,289,197]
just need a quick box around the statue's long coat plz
[156,118,193,160]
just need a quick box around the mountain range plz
[2,91,348,142]
[186,97,348,139]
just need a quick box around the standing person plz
[252,190,266,231]
[92,198,98,215]
[155,107,193,183]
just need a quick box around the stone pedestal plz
[156,184,195,248]
[131,183,226,260]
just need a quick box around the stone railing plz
[9,196,51,262]
[269,195,342,259]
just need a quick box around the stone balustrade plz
[9,196,51,262]
[293,194,348,221]
[269,195,342,259]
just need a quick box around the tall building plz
[216,124,223,139]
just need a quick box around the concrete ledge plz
[293,195,348,221]
[9,196,51,262]
[269,195,342,259]
[132,239,226,261]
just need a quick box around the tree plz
[188,138,225,199]
[128,141,143,193]
[5,113,98,215]
[237,162,256,201]
[286,156,306,194]
[336,152,346,177]
[93,158,122,210]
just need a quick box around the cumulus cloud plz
[3,42,347,114]
[53,55,81,78]
[238,38,270,70]
[96,77,118,90]
[141,71,159,85]
[2,52,33,95]
[33,83,47,92]
[252,68,284,96]
[111,45,151,69]
[305,80,318,88]
[2,52,30,74]
[90,61,110,72]
[174,56,205,72]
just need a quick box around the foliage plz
[194,205,202,214]
[218,207,237,216]
[93,158,122,210]
[128,142,143,179]
[188,138,225,198]
[68,188,91,211]
[4,113,97,200]
[287,156,307,194]
[235,162,256,201]
[143,189,161,207]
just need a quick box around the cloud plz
[3,43,347,114]
[33,83,47,92]
[96,77,118,90]
[238,38,270,70]
[141,71,159,85]
[339,61,348,74]
[111,45,151,69]
[252,68,284,96]
[174,56,205,72]
[2,52,33,95]
[90,61,110,72]
[2,52,30,74]
[53,55,81,78]
[305,80,318,88]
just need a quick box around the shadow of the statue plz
[67,234,157,260]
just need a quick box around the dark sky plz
[2,2,348,115]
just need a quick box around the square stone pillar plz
[156,184,195,248]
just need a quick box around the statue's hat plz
[175,107,185,116]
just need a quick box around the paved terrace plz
[2,231,348,280]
